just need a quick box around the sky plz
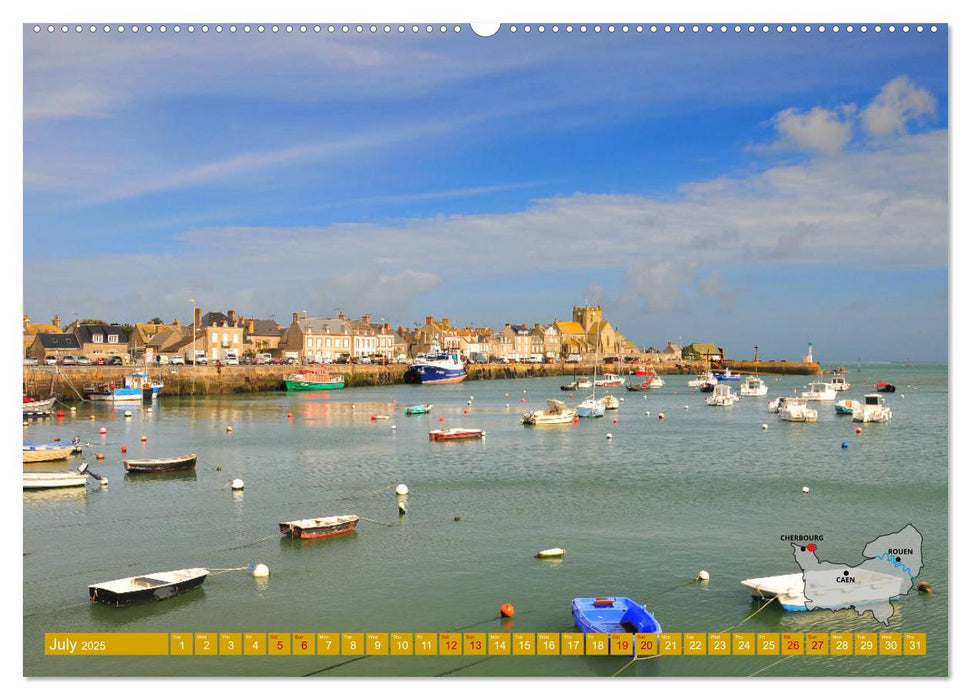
[22,21,948,362]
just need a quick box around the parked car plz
[623,356,640,363]
[566,354,582,363]
[76,356,92,366]
[58,356,78,366]
[23,357,39,366]
[602,356,621,364]
[107,355,124,366]
[44,356,58,366]
[334,354,351,365]
[284,357,299,365]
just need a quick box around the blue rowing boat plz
[571,597,662,643]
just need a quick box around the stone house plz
[23,315,62,357]
[70,323,130,361]
[28,332,81,362]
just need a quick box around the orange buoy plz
[573,415,579,424]
[56,410,65,417]
[89,415,95,420]
[917,581,933,593]
[140,435,147,442]
[658,413,665,420]
[500,603,515,618]
[463,408,469,414]
[612,418,617,424]
[287,412,292,419]
[521,397,526,403]
[121,446,127,453]
[855,427,863,435]
[96,453,104,460]
[569,393,575,398]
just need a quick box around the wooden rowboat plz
[428,428,485,441]
[23,469,88,490]
[279,514,360,539]
[89,568,209,607]
[124,454,197,473]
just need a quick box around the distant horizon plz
[23,24,948,364]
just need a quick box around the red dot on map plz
[807,543,817,552]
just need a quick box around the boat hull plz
[124,455,197,472]
[279,515,360,539]
[89,569,208,607]
[23,446,75,463]
[23,473,87,489]
[428,429,485,441]
[404,404,432,415]
[404,366,467,384]
[571,597,662,650]
[87,387,161,402]
[284,380,345,391]
[23,396,57,415]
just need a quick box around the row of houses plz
[24,305,725,365]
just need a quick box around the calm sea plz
[23,363,947,677]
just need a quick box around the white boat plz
[86,372,164,402]
[853,394,893,423]
[767,397,786,413]
[575,377,592,389]
[89,568,209,606]
[595,373,624,387]
[739,376,768,397]
[830,372,851,392]
[601,395,621,410]
[23,466,89,490]
[576,395,606,418]
[23,396,56,416]
[778,397,818,422]
[706,384,739,406]
[740,574,809,611]
[688,370,718,388]
[801,381,837,402]
[535,548,566,558]
[523,399,577,425]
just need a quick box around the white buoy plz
[70,406,76,412]
[99,477,109,486]
[391,424,397,431]
[802,486,810,494]
[697,570,710,581]
[606,432,613,440]
[761,423,768,430]
[124,410,132,418]
[619,397,624,402]
[683,405,689,410]
[251,563,270,578]
[226,425,233,432]
[645,411,650,416]
[395,484,409,495]
[231,478,244,490]
[146,407,153,413]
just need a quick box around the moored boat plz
[536,548,566,558]
[284,367,345,391]
[739,376,768,397]
[124,454,197,473]
[428,428,485,441]
[741,569,907,612]
[778,397,818,422]
[23,444,75,463]
[523,399,577,425]
[601,395,621,410]
[595,373,624,387]
[23,464,90,490]
[830,371,851,392]
[85,372,163,402]
[801,382,837,401]
[853,394,893,423]
[688,371,718,388]
[404,348,467,385]
[89,568,209,607]
[23,395,57,416]
[576,394,606,418]
[706,384,739,406]
[571,597,662,643]
[873,382,896,393]
[404,403,433,415]
[279,514,360,539]
[713,368,740,381]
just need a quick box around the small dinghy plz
[279,514,360,540]
[23,463,90,490]
[572,597,662,648]
[89,568,209,607]
[428,428,485,441]
[22,444,75,463]
[536,548,566,558]
[404,403,433,415]
[124,454,197,473]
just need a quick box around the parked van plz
[527,354,545,363]
[190,350,208,365]
[566,354,582,363]
[222,350,239,365]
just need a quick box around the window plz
[92,334,104,343]
[222,332,228,342]
[212,333,217,343]
[108,334,119,344]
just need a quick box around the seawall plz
[23,358,821,400]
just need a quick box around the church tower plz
[572,304,602,332]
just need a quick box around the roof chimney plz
[53,315,60,329]
[248,319,255,334]
[383,322,390,332]
[362,314,370,325]
[425,316,433,326]
[292,312,300,325]
[173,319,181,328]
[228,309,236,324]
[338,311,347,321]
[194,307,202,328]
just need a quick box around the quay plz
[22,359,820,400]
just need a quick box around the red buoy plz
[96,453,104,460]
[287,412,292,419]
[463,408,469,414]
[500,603,515,618]
[855,427,863,435]
[612,418,617,424]
[140,435,147,442]
[56,410,65,417]
[121,446,127,453]
[439,416,444,423]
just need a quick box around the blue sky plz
[22,23,948,361]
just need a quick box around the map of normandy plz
[792,524,923,624]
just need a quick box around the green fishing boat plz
[284,368,345,391]
[404,403,433,415]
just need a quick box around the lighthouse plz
[802,341,813,363]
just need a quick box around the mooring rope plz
[206,566,251,574]
[719,594,779,633]
[435,656,497,676]
[748,654,795,677]
[208,533,278,554]
[358,516,395,527]
[337,483,397,501]
[302,655,368,676]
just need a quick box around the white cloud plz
[312,269,443,320]
[772,105,854,155]
[620,261,698,314]
[861,76,936,137]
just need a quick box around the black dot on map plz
[843,570,849,576]
[896,557,901,562]
[800,546,806,552]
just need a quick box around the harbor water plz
[23,364,948,677]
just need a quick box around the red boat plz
[428,428,486,441]
[872,382,897,393]
[279,514,360,539]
